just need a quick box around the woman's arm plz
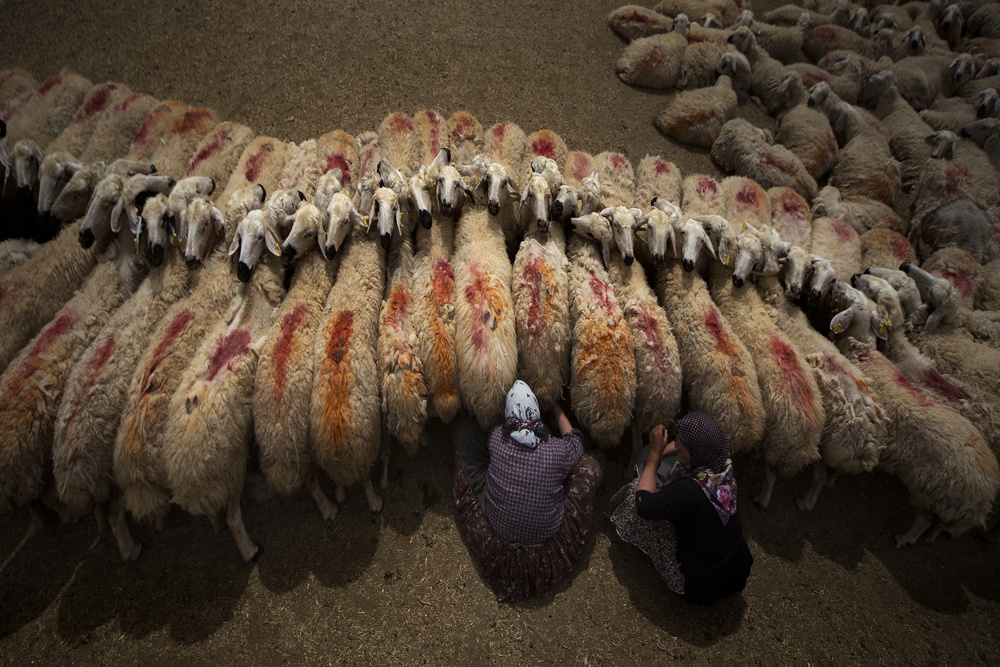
[550,401,574,437]
[637,425,671,494]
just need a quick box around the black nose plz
[148,243,164,267]
[281,245,296,262]
[441,202,452,217]
[624,254,634,266]
[237,261,252,283]
[960,127,970,137]
[552,200,563,218]
[537,219,549,233]
[79,227,95,248]
[733,275,744,287]
[863,268,871,275]
[381,232,391,250]
[653,253,664,267]
[899,262,911,272]
[419,209,432,228]
[325,244,338,259]
[488,202,500,216]
[809,290,821,305]
[17,185,32,200]
[683,259,694,272]
[186,256,200,269]
[850,273,860,287]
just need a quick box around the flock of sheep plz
[0,0,998,563]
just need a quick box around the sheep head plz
[973,89,999,120]
[140,193,173,267]
[864,267,923,319]
[780,246,811,299]
[807,81,832,111]
[520,173,553,234]
[850,273,901,338]
[578,172,604,215]
[732,225,763,287]
[602,205,644,266]
[716,52,751,95]
[553,184,578,221]
[321,190,365,260]
[901,25,926,56]
[264,188,305,243]
[899,261,958,332]
[645,198,682,266]
[694,215,733,268]
[314,168,345,216]
[927,130,957,160]
[828,280,885,344]
[810,185,841,219]
[111,173,175,239]
[479,161,518,218]
[80,173,125,249]
[807,255,837,304]
[371,186,401,250]
[377,160,408,203]
[961,118,1000,154]
[51,161,105,225]
[436,164,473,219]
[184,197,226,269]
[681,217,718,273]
[570,212,614,268]
[940,5,963,50]
[37,151,81,218]
[228,209,275,282]
[946,54,977,94]
[280,202,324,262]
[407,169,434,229]
[727,26,758,59]
[7,139,43,201]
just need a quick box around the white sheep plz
[775,95,839,181]
[811,215,863,282]
[608,5,676,42]
[79,92,161,164]
[711,118,819,200]
[728,26,804,115]
[616,20,690,89]
[654,74,738,148]
[859,228,918,270]
[811,185,908,236]
[768,186,812,250]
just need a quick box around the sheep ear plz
[211,206,225,239]
[458,178,474,200]
[66,160,84,178]
[264,223,282,256]
[147,175,176,194]
[506,177,519,197]
[630,207,643,219]
[519,185,530,207]
[872,309,890,340]
[703,235,717,260]
[600,207,614,219]
[984,134,999,153]
[924,307,945,333]
[431,148,450,170]
[601,242,611,269]
[349,206,365,229]
[395,207,402,235]
[228,231,241,256]
[636,214,649,230]
[110,198,125,233]
[829,308,854,335]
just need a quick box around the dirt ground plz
[1,0,999,664]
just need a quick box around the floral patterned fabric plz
[665,459,737,526]
[606,478,685,594]
[673,411,738,526]
[453,451,604,603]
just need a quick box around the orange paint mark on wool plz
[186,133,226,176]
[204,329,250,382]
[465,262,495,354]
[431,257,455,314]
[768,331,819,426]
[169,108,214,136]
[518,255,558,346]
[704,306,739,359]
[922,368,970,404]
[531,132,557,160]
[940,266,975,298]
[244,141,275,182]
[320,310,355,442]
[272,303,310,402]
[388,112,415,133]
[635,45,665,75]
[74,84,116,122]
[489,123,507,149]
[451,112,477,143]
[384,284,411,332]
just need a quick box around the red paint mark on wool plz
[244,142,274,182]
[832,218,855,243]
[133,107,168,147]
[490,123,506,146]
[736,182,761,207]
[821,353,848,376]
[940,266,974,297]
[385,285,410,331]
[328,311,354,365]
[186,133,225,176]
[587,271,617,317]
[465,262,492,353]
[28,313,74,361]
[704,306,739,358]
[531,133,557,159]
[636,45,665,74]
[812,26,837,44]
[86,336,116,377]
[112,93,142,114]
[169,108,214,135]
[655,159,671,176]
[944,164,969,196]
[360,146,375,179]
[759,152,790,174]
[769,331,819,425]
[451,112,476,142]
[424,110,442,156]
[696,176,717,198]
[894,369,937,407]
[610,154,628,170]
[272,303,310,400]
[519,256,557,344]
[325,154,351,186]
[37,75,62,96]
[890,233,913,260]
[569,154,593,183]
[389,113,414,133]
[626,10,650,23]
[2,92,32,122]
[204,329,250,382]
[152,310,194,368]
[632,304,669,376]
[74,85,115,122]
[923,368,970,404]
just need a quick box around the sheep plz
[920,247,983,310]
[113,185,263,531]
[788,58,863,104]
[445,111,483,167]
[678,35,737,91]
[907,166,996,264]
[655,74,738,148]
[960,117,1000,171]
[79,92,161,164]
[733,14,809,64]
[4,138,43,205]
[51,193,193,559]
[803,24,880,62]
[1,69,92,158]
[167,176,217,248]
[309,135,387,515]
[868,71,941,189]
[0,69,38,109]
[410,111,461,424]
[893,53,978,111]
[255,173,355,520]
[654,0,740,26]
[811,215,863,281]
[727,27,803,115]
[965,3,1000,39]
[216,136,291,212]
[811,185,907,235]
[828,281,1000,546]
[823,114,901,206]
[653,207,765,451]
[0,168,134,373]
[118,100,190,163]
[467,122,525,255]
[860,228,918,269]
[919,95,985,134]
[764,4,838,28]
[616,21,690,89]
[775,95,839,180]
[508,130,571,414]
[608,5,676,42]
[753,247,887,510]
[710,118,819,199]
[768,186,812,250]
[0,195,150,518]
[183,121,255,190]
[0,238,40,276]
[903,255,1000,348]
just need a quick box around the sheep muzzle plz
[237,261,252,283]
[148,243,164,267]
[79,227,95,249]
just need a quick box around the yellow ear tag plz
[135,236,140,250]
[833,323,842,333]
[878,323,885,335]
[275,243,281,253]
[722,253,730,264]
[741,221,748,230]
[884,316,892,327]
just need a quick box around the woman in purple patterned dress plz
[453,380,605,602]
[607,412,753,604]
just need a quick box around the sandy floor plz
[1,0,999,664]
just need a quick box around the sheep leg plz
[306,467,337,522]
[627,428,642,481]
[380,437,391,491]
[94,503,109,534]
[363,477,383,513]
[825,469,844,488]
[208,512,225,534]
[335,484,346,504]
[893,513,933,548]
[753,465,777,509]
[226,494,259,562]
[796,462,828,511]
[153,505,169,532]
[107,494,142,561]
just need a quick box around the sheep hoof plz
[891,534,913,549]
[121,541,142,562]
[249,545,262,563]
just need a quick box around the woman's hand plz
[550,401,573,436]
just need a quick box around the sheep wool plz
[607,5,675,42]
[1,69,92,152]
[654,75,738,148]
[768,186,812,251]
[0,69,38,109]
[146,107,219,178]
[811,215,862,282]
[79,93,161,164]
[859,229,917,271]
[616,29,688,89]
[183,121,255,192]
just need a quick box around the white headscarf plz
[503,380,549,448]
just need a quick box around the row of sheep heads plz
[831,262,961,344]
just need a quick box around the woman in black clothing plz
[607,412,753,604]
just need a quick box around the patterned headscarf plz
[666,412,737,525]
[502,380,550,448]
